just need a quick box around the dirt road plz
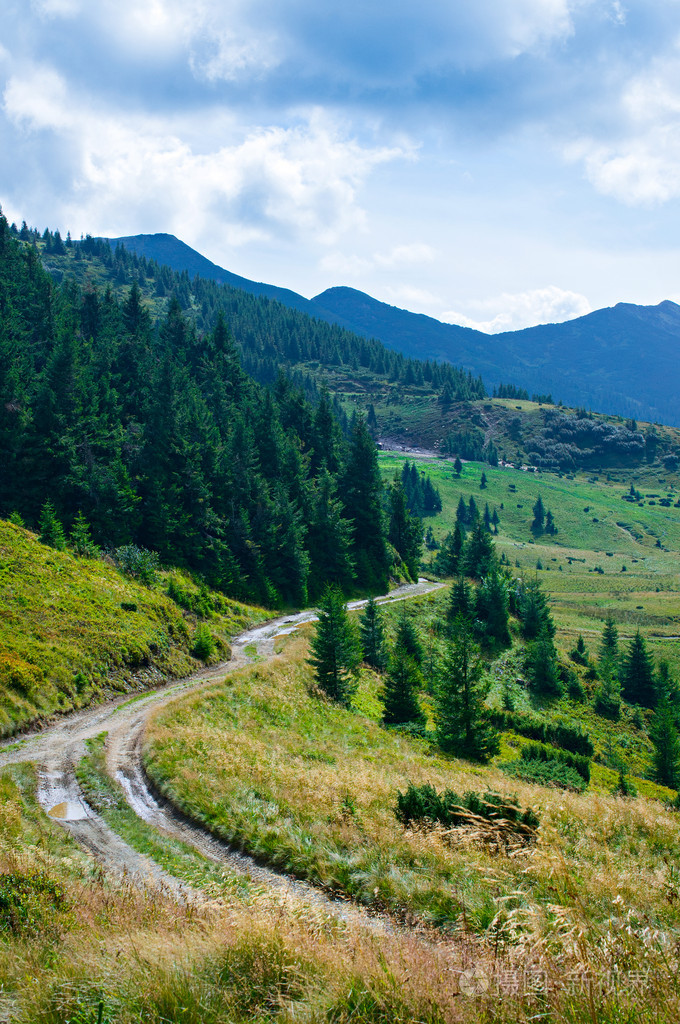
[0,579,444,927]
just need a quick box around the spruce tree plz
[434,624,499,762]
[599,616,619,672]
[526,630,560,695]
[622,631,656,706]
[475,569,511,646]
[394,610,424,666]
[454,456,462,476]
[341,419,390,591]
[308,585,360,706]
[69,510,100,558]
[446,576,473,625]
[651,695,680,788]
[39,501,66,550]
[531,495,545,533]
[359,597,387,671]
[388,476,422,581]
[381,646,424,726]
[462,518,496,579]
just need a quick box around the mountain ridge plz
[108,231,680,426]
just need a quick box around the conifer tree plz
[39,501,66,550]
[599,616,619,677]
[545,509,557,535]
[381,645,424,726]
[526,630,560,695]
[342,418,390,591]
[455,495,468,531]
[622,631,656,706]
[308,585,360,706]
[454,456,462,476]
[462,518,496,579]
[593,670,622,720]
[446,576,473,625]
[359,597,387,671]
[435,623,499,762]
[480,471,487,489]
[475,569,511,646]
[651,695,680,788]
[69,510,100,558]
[395,610,424,666]
[531,495,545,533]
[388,476,422,581]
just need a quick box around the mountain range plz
[110,233,680,427]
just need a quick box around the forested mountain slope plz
[112,231,680,426]
[11,218,680,480]
[0,215,431,607]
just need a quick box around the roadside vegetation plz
[0,516,266,735]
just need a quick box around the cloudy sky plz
[2,0,680,331]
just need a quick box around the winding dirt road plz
[0,579,444,928]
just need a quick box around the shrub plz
[113,545,159,585]
[520,740,590,783]
[395,782,539,832]
[501,757,587,792]
[488,709,593,756]
[0,871,70,937]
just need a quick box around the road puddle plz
[48,801,88,820]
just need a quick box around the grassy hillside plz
[382,454,680,674]
[142,628,680,1020]
[0,518,266,735]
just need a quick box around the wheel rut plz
[0,580,444,931]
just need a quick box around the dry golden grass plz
[144,631,680,1009]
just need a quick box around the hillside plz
[23,223,680,480]
[0,516,266,735]
[110,232,680,426]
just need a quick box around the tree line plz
[0,212,426,607]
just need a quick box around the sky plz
[2,1,680,332]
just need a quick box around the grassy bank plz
[144,631,680,976]
[0,517,266,735]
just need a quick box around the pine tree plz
[69,510,100,558]
[593,670,621,720]
[475,569,511,646]
[388,476,422,581]
[491,508,500,534]
[526,630,560,695]
[308,585,360,706]
[599,617,619,678]
[480,471,487,489]
[446,576,473,625]
[455,496,468,532]
[518,577,555,640]
[395,610,424,666]
[381,646,424,726]
[434,624,499,762]
[622,631,656,706]
[544,509,557,535]
[462,518,496,579]
[39,501,66,550]
[650,695,680,788]
[531,495,545,533]
[341,419,390,591]
[454,456,462,476]
[359,597,387,671]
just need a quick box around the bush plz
[395,782,539,831]
[520,740,590,783]
[501,757,587,792]
[488,709,593,756]
[113,545,159,585]
[0,871,70,937]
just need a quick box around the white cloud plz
[320,242,435,278]
[566,38,680,205]
[2,67,404,247]
[442,285,592,333]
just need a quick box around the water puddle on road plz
[48,801,88,820]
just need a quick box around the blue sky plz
[2,0,680,331]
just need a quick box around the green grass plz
[0,517,267,736]
[144,631,680,949]
[75,733,255,898]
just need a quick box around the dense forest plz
[0,213,430,607]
